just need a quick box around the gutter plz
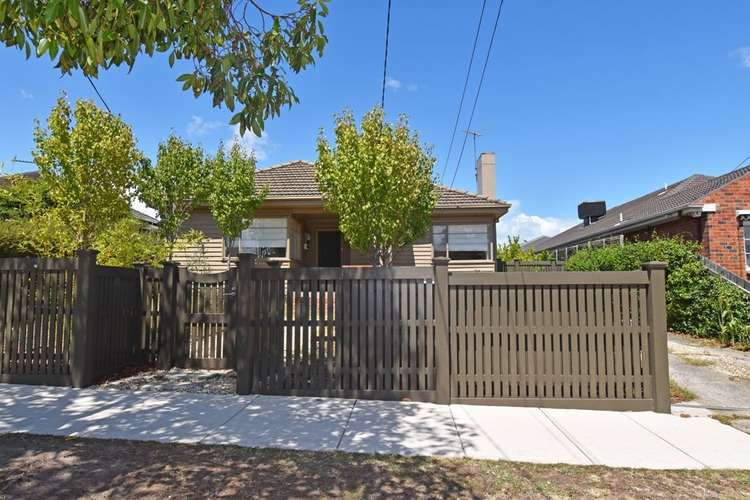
[543,210,685,251]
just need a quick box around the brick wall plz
[620,173,750,278]
[697,174,750,278]
[626,217,701,243]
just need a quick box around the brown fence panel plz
[497,260,566,272]
[177,268,235,369]
[142,267,162,364]
[237,264,437,401]
[91,265,144,381]
[447,268,669,411]
[0,258,77,386]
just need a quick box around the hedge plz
[565,237,750,347]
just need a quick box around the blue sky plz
[2,1,750,242]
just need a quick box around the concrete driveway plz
[2,383,750,470]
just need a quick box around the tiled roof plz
[255,160,509,210]
[537,165,750,251]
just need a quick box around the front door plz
[317,231,342,267]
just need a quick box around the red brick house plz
[535,166,750,279]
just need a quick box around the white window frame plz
[433,223,493,261]
[236,217,289,259]
[743,222,750,273]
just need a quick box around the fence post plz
[70,249,98,388]
[433,257,451,404]
[236,253,256,395]
[174,266,188,367]
[643,261,670,413]
[159,261,178,369]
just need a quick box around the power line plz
[731,153,750,172]
[86,75,112,114]
[440,0,487,183]
[449,0,506,189]
[380,0,393,109]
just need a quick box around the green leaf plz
[36,38,49,56]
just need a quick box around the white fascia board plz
[703,203,717,213]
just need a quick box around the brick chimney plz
[475,152,496,199]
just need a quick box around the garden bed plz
[96,367,236,395]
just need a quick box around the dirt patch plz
[96,368,236,395]
[0,434,749,499]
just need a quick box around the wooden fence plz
[235,260,437,401]
[155,263,235,370]
[235,257,670,412]
[0,258,77,386]
[497,260,566,272]
[0,251,146,387]
[447,265,669,411]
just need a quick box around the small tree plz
[137,134,208,259]
[207,143,267,255]
[33,97,144,249]
[315,107,437,266]
[497,235,552,262]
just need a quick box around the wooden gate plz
[235,261,438,401]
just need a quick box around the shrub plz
[565,236,750,346]
[94,217,169,268]
[497,235,553,262]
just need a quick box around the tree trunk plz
[371,245,393,267]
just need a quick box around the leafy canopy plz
[207,142,267,243]
[497,235,553,262]
[137,134,208,258]
[316,107,437,266]
[33,96,145,249]
[0,0,329,135]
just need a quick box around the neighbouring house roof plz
[537,165,750,251]
[255,160,510,211]
[521,235,551,252]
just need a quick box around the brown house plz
[536,165,750,279]
[175,153,509,272]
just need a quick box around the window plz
[237,218,288,258]
[745,224,750,272]
[433,224,491,260]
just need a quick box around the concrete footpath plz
[2,384,750,470]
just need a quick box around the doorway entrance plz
[317,231,342,267]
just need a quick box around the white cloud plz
[227,124,272,161]
[384,77,419,92]
[385,77,402,90]
[731,47,750,68]
[20,89,33,100]
[496,199,578,244]
[187,115,222,136]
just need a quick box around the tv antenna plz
[464,129,483,165]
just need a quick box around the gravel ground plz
[96,368,237,394]
[669,333,750,434]
[669,333,750,380]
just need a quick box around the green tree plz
[207,142,266,252]
[0,173,54,220]
[94,216,169,267]
[137,134,208,259]
[497,235,552,262]
[33,96,145,249]
[1,0,329,135]
[315,107,437,266]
